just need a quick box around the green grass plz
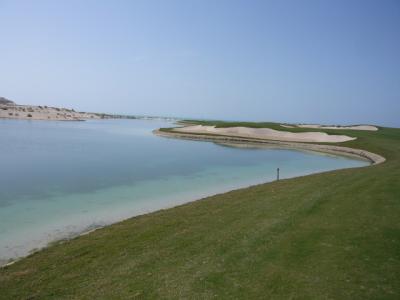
[1,122,399,299]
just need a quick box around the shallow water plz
[0,119,369,262]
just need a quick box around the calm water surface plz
[0,119,369,263]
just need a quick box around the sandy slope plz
[173,125,356,143]
[0,104,100,121]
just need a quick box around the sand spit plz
[282,124,378,131]
[0,103,101,121]
[154,129,385,165]
[172,125,356,143]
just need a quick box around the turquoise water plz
[0,119,369,263]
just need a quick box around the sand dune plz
[173,125,356,143]
[0,104,100,121]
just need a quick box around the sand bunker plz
[173,125,356,143]
[282,124,378,131]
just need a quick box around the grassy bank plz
[1,122,399,299]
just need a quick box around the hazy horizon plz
[1,0,399,127]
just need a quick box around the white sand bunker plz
[174,125,356,143]
[282,124,378,131]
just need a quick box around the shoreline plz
[154,129,386,165]
[0,127,384,268]
[0,103,101,121]
[0,153,367,268]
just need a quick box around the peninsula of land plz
[155,121,385,165]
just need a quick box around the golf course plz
[1,121,399,299]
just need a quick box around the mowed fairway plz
[1,124,399,299]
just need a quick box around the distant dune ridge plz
[0,97,15,105]
[0,97,181,122]
[0,97,101,121]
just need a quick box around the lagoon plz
[0,119,369,263]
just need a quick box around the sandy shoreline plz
[154,129,385,165]
[0,103,101,121]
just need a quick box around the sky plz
[0,0,399,126]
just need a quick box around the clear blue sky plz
[1,0,399,126]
